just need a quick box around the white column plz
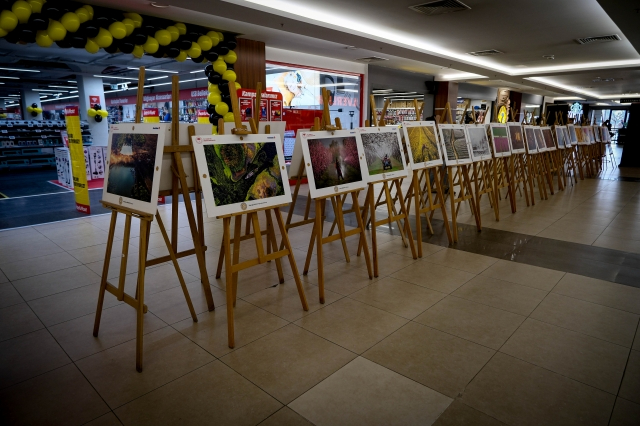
[20,89,43,121]
[77,75,108,146]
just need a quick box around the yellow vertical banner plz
[64,106,91,214]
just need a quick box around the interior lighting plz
[33,89,68,93]
[95,75,140,81]
[128,67,178,73]
[0,76,19,80]
[0,67,39,73]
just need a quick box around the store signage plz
[197,109,210,124]
[106,88,209,107]
[89,95,101,106]
[142,108,159,123]
[621,98,640,104]
[237,89,283,122]
[64,105,91,214]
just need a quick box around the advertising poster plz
[143,108,160,123]
[270,99,282,121]
[266,69,319,107]
[237,89,281,121]
[64,106,91,214]
[197,110,210,124]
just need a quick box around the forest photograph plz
[203,142,285,207]
[407,125,440,164]
[307,136,362,189]
[360,131,405,176]
[107,133,159,203]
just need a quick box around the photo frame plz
[567,124,578,146]
[466,124,493,161]
[554,126,567,149]
[489,123,512,157]
[299,129,367,198]
[533,127,547,152]
[355,126,409,183]
[541,127,557,151]
[160,123,212,192]
[507,122,526,154]
[593,126,602,143]
[193,133,292,217]
[437,124,473,165]
[401,120,443,169]
[103,123,166,214]
[522,125,539,154]
[575,126,587,145]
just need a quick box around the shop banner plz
[270,99,283,121]
[197,110,210,124]
[143,108,159,123]
[64,106,91,214]
[237,89,283,122]
[89,95,101,106]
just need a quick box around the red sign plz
[142,108,158,117]
[64,106,79,116]
[270,99,282,121]
[89,95,101,106]
[106,88,209,107]
[237,89,283,122]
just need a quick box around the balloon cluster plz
[26,102,42,116]
[205,54,240,133]
[87,103,107,122]
[0,0,238,64]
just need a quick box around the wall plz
[458,83,497,101]
[368,65,435,119]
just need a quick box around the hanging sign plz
[142,108,160,123]
[64,106,91,214]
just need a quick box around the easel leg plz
[435,167,453,244]
[369,185,378,278]
[412,173,423,257]
[393,179,416,259]
[231,215,242,307]
[93,210,118,337]
[116,215,132,301]
[448,167,458,242]
[357,186,372,257]
[352,192,373,279]
[315,199,325,304]
[136,219,149,372]
[265,210,285,284]
[275,208,309,311]
[222,218,235,348]
[334,196,351,263]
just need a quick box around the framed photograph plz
[541,127,557,151]
[554,126,567,149]
[103,123,166,215]
[489,123,512,157]
[593,126,602,143]
[192,133,291,217]
[575,126,587,145]
[601,127,611,143]
[160,123,212,192]
[507,123,526,154]
[356,126,408,183]
[438,124,472,165]
[585,126,595,144]
[567,124,578,146]
[523,125,539,154]
[531,127,545,152]
[299,130,367,198]
[401,121,443,169]
[466,124,493,161]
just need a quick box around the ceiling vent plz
[467,49,503,57]
[355,56,389,63]
[576,34,621,45]
[409,0,471,16]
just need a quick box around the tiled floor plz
[1,166,640,425]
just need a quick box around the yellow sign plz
[143,108,160,123]
[498,105,508,124]
[64,106,91,214]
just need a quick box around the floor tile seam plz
[549,289,640,316]
[105,359,219,412]
[373,272,455,298]
[418,257,498,275]
[0,246,74,272]
[0,360,77,393]
[609,322,640,415]
[80,411,120,426]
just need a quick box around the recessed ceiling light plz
[33,89,68,92]
[0,76,19,80]
[0,67,40,73]
[95,75,139,81]
[127,67,178,74]
[48,85,77,89]
[147,76,169,80]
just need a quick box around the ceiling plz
[1,0,639,104]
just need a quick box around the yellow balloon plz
[174,22,186,35]
[0,28,7,37]
[109,21,126,39]
[211,125,217,135]
[213,59,227,75]
[222,70,236,82]
[84,5,94,19]
[27,106,34,112]
[27,0,42,13]
[87,108,97,117]
[123,13,142,28]
[208,83,220,93]
[207,92,221,105]
[98,110,108,117]
[166,25,179,42]
[85,38,99,54]
[223,112,235,123]
[61,12,80,32]
[75,7,89,23]
[223,50,237,64]
[95,28,113,48]
[215,102,229,116]
[234,82,241,90]
[187,41,201,58]
[176,50,187,62]
[132,45,144,58]
[0,10,18,32]
[143,36,159,54]
[207,31,219,47]
[197,35,212,51]
[216,31,224,42]
[12,0,31,24]
[35,30,52,47]
[34,108,43,114]
[155,29,171,46]
[47,20,66,42]
[122,18,134,36]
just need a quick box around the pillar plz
[508,91,523,122]
[235,38,266,90]
[77,75,108,146]
[20,88,43,121]
[434,82,458,123]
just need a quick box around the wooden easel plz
[94,68,203,372]
[356,97,416,277]
[303,90,373,301]
[508,108,533,208]
[404,99,453,254]
[541,114,564,194]
[215,85,309,348]
[438,103,480,242]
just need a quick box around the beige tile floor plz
[1,170,640,425]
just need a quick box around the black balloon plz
[83,24,99,39]
[29,13,48,31]
[95,16,110,29]
[204,64,213,75]
[95,115,102,122]
[151,46,166,58]
[225,40,237,50]
[166,46,180,58]
[70,35,87,49]
[203,50,218,62]
[131,30,148,46]
[4,30,19,44]
[142,23,156,36]
[221,95,231,105]
[215,46,229,56]
[94,104,101,110]
[56,39,71,48]
[219,82,230,94]
[206,104,216,114]
[207,73,221,85]
[42,2,63,20]
[31,111,38,117]
[31,103,38,108]
[186,31,199,42]
[208,113,221,124]
[178,38,192,51]
[119,41,134,54]
[104,41,119,54]
[226,64,234,71]
[191,55,205,63]
[20,27,36,44]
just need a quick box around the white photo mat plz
[522,125,539,154]
[192,133,292,217]
[355,126,409,183]
[223,121,287,142]
[533,127,547,152]
[160,123,212,192]
[103,123,166,215]
[466,124,493,162]
[567,124,578,146]
[507,122,527,154]
[437,124,473,166]
[401,120,443,169]
[553,126,567,149]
